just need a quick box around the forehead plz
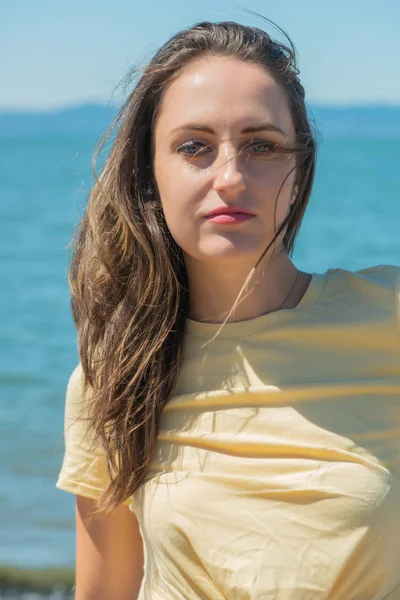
[155,55,294,139]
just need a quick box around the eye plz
[243,139,279,155]
[176,140,211,156]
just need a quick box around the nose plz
[213,145,247,197]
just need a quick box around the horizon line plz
[1,100,400,114]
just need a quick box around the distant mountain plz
[0,102,399,138]
[0,103,119,137]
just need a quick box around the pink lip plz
[205,206,255,217]
[205,213,254,224]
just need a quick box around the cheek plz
[261,156,296,191]
[253,161,296,234]
[156,169,200,246]
[254,161,295,211]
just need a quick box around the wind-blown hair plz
[69,17,319,517]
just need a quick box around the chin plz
[185,243,264,265]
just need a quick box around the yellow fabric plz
[55,364,131,506]
[56,264,400,600]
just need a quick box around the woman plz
[56,18,400,600]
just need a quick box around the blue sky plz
[3,0,400,110]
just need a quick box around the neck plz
[185,249,310,324]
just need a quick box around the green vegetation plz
[0,565,74,597]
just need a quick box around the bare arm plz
[75,495,144,600]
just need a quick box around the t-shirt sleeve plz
[55,362,132,507]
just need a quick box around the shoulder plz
[323,263,400,315]
[327,263,399,282]
[67,362,84,395]
[326,263,400,293]
[64,363,91,422]
[354,264,400,285]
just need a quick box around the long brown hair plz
[69,16,319,517]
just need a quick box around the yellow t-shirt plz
[56,264,400,600]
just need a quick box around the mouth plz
[204,212,255,224]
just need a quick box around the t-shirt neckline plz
[185,270,328,339]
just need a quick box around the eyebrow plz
[169,122,286,137]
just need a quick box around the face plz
[152,55,297,268]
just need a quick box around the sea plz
[0,104,399,597]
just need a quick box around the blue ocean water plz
[1,115,400,569]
